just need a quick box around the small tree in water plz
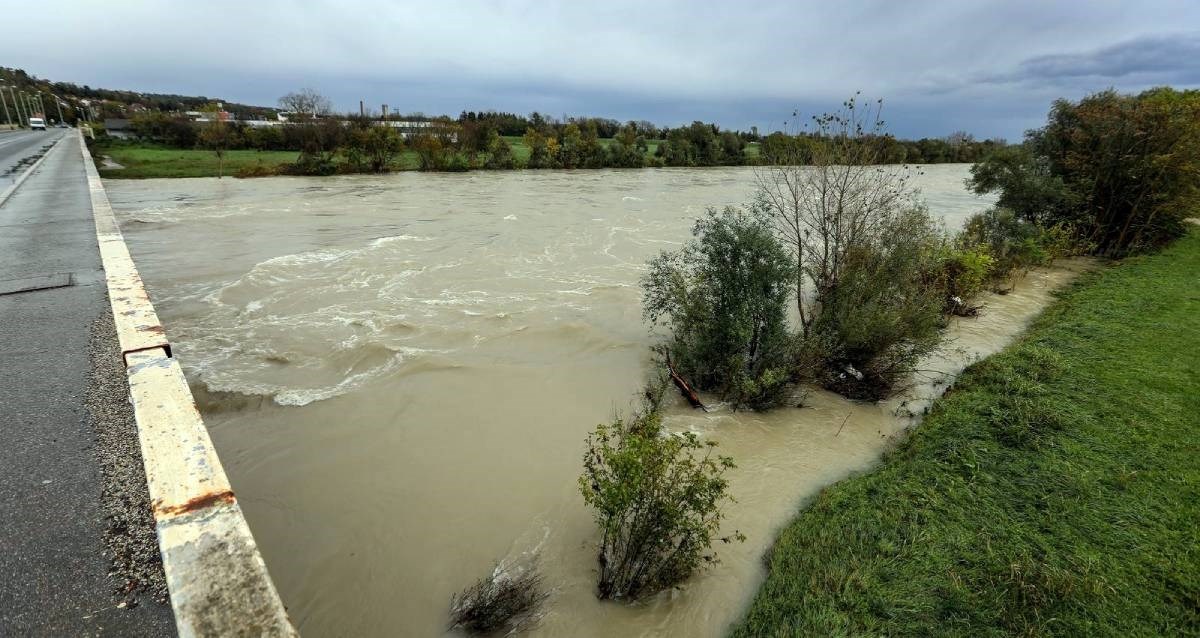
[579,386,742,600]
[642,206,796,409]
[754,95,945,398]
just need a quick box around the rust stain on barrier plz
[156,489,237,518]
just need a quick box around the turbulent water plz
[108,165,1082,637]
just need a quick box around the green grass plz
[95,143,299,179]
[733,230,1200,636]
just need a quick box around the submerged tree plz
[579,384,742,600]
[643,206,796,409]
[448,559,547,634]
[754,95,917,336]
[753,95,945,398]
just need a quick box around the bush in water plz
[579,389,742,600]
[752,95,948,400]
[448,559,547,634]
[810,207,946,400]
[642,206,796,410]
[958,208,1087,291]
[929,242,995,315]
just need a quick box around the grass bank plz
[733,229,1200,636]
[95,143,300,179]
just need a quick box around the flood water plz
[107,165,1082,637]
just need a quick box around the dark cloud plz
[1005,33,1200,85]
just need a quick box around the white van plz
[29,117,46,131]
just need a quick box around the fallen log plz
[664,353,707,411]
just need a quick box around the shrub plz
[579,397,742,600]
[929,243,994,315]
[607,124,647,168]
[754,96,951,400]
[811,208,945,400]
[285,119,345,174]
[448,560,547,634]
[129,111,198,147]
[342,121,403,173]
[642,206,796,409]
[483,130,515,169]
[966,144,1074,227]
[233,162,279,178]
[958,208,1083,288]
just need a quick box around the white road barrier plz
[79,131,297,637]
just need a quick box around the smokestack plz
[382,104,388,120]
[359,100,365,117]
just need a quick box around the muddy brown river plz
[107,165,1082,637]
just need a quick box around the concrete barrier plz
[79,131,297,637]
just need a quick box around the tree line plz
[760,129,1006,165]
[107,88,1016,175]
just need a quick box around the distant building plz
[104,118,134,139]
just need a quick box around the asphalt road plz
[0,133,175,635]
[0,129,67,189]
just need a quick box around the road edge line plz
[78,130,297,638]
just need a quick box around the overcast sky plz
[5,1,1199,139]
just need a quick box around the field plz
[733,229,1200,635]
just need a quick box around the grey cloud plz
[1019,32,1200,83]
[3,1,1200,140]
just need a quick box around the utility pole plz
[0,87,11,127]
[53,95,65,125]
[12,88,26,126]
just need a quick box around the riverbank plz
[90,138,747,179]
[733,229,1200,636]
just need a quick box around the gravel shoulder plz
[84,307,173,610]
